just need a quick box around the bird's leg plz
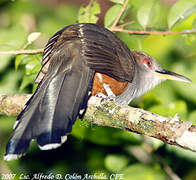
[102,83,118,114]
[103,83,116,97]
[98,83,116,103]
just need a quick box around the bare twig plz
[0,27,195,57]
[110,0,129,31]
[0,28,195,57]
[0,49,44,55]
[117,21,135,29]
[0,94,196,153]
[108,0,196,35]
[111,28,196,35]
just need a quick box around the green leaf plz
[15,55,41,75]
[121,164,165,180]
[104,4,122,27]
[20,74,36,90]
[137,0,160,29]
[168,0,196,29]
[104,154,129,172]
[25,56,41,75]
[0,25,26,72]
[109,0,124,4]
[78,0,101,23]
[15,55,26,70]
[15,54,41,90]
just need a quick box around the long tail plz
[4,54,94,161]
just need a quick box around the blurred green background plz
[0,0,196,179]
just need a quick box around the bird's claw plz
[95,93,116,103]
[100,95,116,104]
[95,93,107,99]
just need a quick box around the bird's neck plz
[115,64,164,105]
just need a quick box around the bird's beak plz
[155,69,192,84]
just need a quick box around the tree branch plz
[110,28,196,35]
[110,0,129,31]
[0,49,43,55]
[1,29,195,56]
[0,29,195,57]
[0,94,196,153]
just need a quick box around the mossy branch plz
[0,94,196,153]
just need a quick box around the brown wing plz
[35,25,77,83]
[78,23,135,82]
[36,23,135,84]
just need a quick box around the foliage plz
[104,3,131,27]
[0,0,196,179]
[168,0,196,29]
[137,0,160,30]
[78,0,100,23]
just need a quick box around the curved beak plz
[155,69,192,84]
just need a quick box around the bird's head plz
[124,50,192,101]
[132,50,192,84]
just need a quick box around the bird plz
[4,23,191,161]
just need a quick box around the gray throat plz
[115,65,164,106]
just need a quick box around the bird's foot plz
[95,93,117,114]
[101,95,116,103]
[95,93,107,99]
[101,95,117,114]
[95,93,116,103]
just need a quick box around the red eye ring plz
[142,58,152,69]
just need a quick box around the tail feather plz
[5,54,94,160]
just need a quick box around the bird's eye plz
[142,58,152,69]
